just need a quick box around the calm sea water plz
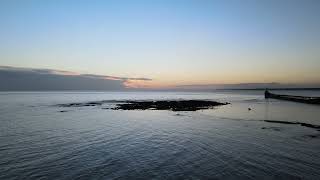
[0,90,320,179]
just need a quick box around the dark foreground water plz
[0,91,320,179]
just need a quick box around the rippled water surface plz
[0,91,320,179]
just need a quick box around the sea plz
[0,90,319,179]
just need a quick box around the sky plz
[0,0,320,89]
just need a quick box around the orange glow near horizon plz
[123,79,185,89]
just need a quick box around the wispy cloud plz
[80,74,152,82]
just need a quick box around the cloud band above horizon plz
[0,66,152,91]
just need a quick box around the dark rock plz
[303,134,320,139]
[261,127,282,131]
[265,90,320,104]
[58,102,102,107]
[264,120,297,125]
[307,135,318,138]
[57,100,229,112]
[57,100,122,108]
[300,123,320,129]
[264,120,320,130]
[175,113,184,116]
[112,100,229,111]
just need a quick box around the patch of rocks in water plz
[261,126,283,131]
[58,102,102,107]
[264,120,320,130]
[57,100,120,107]
[56,100,229,112]
[59,110,69,113]
[305,134,320,139]
[112,100,229,111]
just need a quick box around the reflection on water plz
[0,91,320,179]
[265,98,270,121]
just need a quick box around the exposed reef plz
[59,110,69,113]
[305,134,320,139]
[261,127,283,131]
[57,100,229,111]
[58,102,103,107]
[265,90,320,104]
[264,120,320,130]
[57,100,120,107]
[112,100,229,111]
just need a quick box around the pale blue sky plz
[1,0,320,87]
